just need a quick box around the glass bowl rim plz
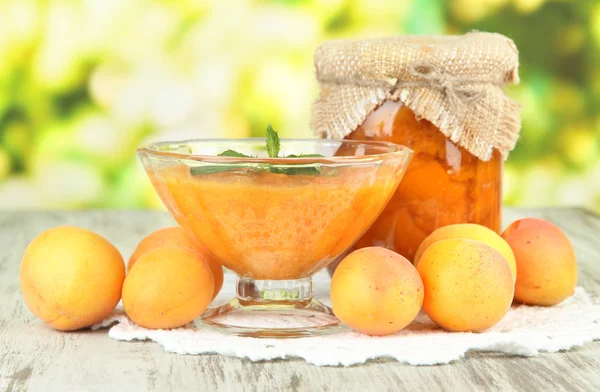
[137,138,413,165]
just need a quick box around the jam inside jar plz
[344,100,502,262]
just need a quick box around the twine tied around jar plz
[311,32,522,161]
[398,62,501,114]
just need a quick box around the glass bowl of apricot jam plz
[138,138,412,337]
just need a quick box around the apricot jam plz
[345,100,502,262]
[152,163,402,280]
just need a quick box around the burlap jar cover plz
[311,32,521,161]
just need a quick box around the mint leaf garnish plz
[190,165,242,175]
[266,124,280,158]
[189,149,251,175]
[190,125,325,176]
[279,153,324,175]
[218,149,251,158]
[269,166,321,176]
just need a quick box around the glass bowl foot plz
[199,277,346,338]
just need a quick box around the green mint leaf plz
[190,165,240,175]
[266,124,280,158]
[278,154,324,175]
[269,166,321,176]
[218,149,250,157]
[190,128,325,176]
[189,150,249,175]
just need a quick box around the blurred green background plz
[0,0,599,211]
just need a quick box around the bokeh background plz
[1,0,599,211]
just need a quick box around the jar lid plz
[311,32,521,161]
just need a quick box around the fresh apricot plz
[502,218,577,306]
[414,223,517,282]
[330,247,423,336]
[20,226,125,331]
[417,238,514,332]
[123,246,214,329]
[129,226,223,299]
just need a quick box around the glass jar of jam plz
[312,32,520,270]
[344,100,502,262]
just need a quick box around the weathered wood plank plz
[0,209,598,392]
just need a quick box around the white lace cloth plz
[94,272,600,366]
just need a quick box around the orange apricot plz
[330,247,423,336]
[502,218,577,306]
[129,226,223,299]
[417,238,514,332]
[414,223,517,282]
[20,226,125,331]
[123,246,214,329]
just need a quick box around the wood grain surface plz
[0,209,598,392]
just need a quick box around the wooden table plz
[1,208,599,391]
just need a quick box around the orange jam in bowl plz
[154,166,395,279]
[344,101,502,262]
[140,139,412,280]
